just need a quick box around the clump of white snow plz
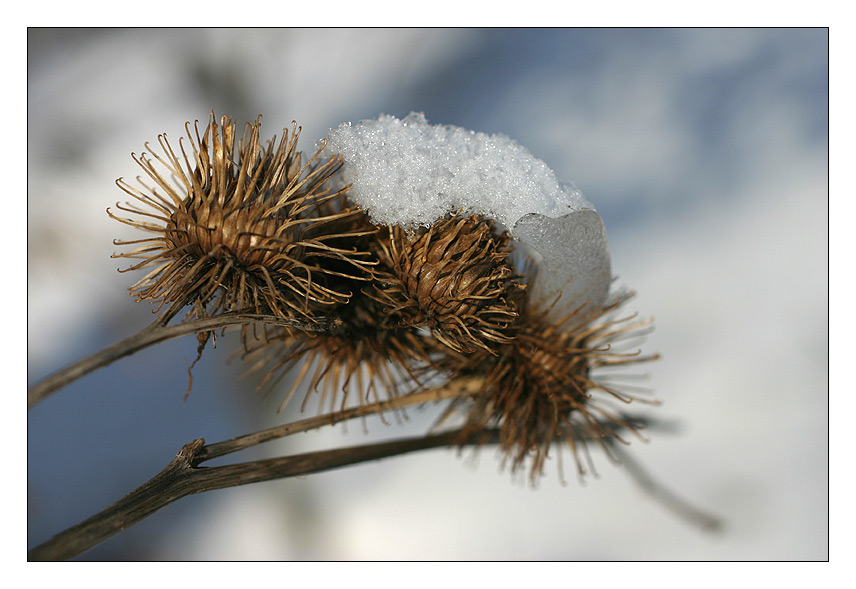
[326,112,613,326]
[327,112,593,228]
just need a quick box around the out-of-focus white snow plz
[327,112,611,323]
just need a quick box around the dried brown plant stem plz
[28,428,486,562]
[199,376,484,462]
[27,310,341,409]
[28,378,483,561]
[27,371,703,561]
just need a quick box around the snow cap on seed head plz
[327,112,614,327]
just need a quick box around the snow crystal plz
[326,112,612,324]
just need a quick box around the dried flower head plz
[242,287,436,414]
[108,113,372,322]
[440,297,660,482]
[368,215,523,354]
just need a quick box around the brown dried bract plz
[368,215,524,355]
[437,298,661,482]
[242,289,437,415]
[108,113,374,324]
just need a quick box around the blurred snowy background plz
[28,28,828,560]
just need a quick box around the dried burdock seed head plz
[440,297,660,483]
[242,289,436,415]
[368,214,523,354]
[108,113,373,323]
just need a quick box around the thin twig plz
[29,378,483,561]
[27,428,487,561]
[27,311,340,409]
[199,377,484,461]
